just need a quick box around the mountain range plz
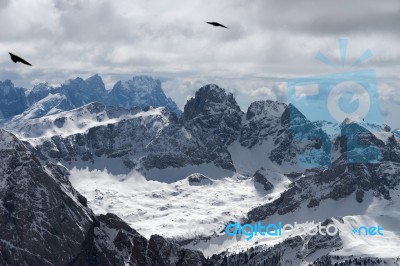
[1,75,400,265]
[0,75,181,121]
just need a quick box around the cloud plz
[249,0,400,36]
[0,0,399,127]
[54,0,84,11]
[0,0,9,8]
[379,82,400,105]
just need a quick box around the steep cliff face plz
[0,129,93,265]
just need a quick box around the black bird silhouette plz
[8,52,32,66]
[206,22,229,29]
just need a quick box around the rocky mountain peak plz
[0,80,13,88]
[109,76,181,115]
[57,75,107,109]
[130,75,161,90]
[85,74,106,91]
[32,82,50,91]
[0,80,28,118]
[111,76,162,95]
[246,100,287,120]
[280,103,308,127]
[27,82,53,104]
[183,84,241,121]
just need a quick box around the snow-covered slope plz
[182,124,400,263]
[5,102,144,140]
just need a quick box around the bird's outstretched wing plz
[206,22,229,29]
[18,57,32,66]
[8,52,32,66]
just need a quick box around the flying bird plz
[206,22,229,29]
[8,52,32,66]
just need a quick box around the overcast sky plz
[0,0,399,127]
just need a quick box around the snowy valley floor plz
[69,168,289,239]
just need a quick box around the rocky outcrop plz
[187,173,213,186]
[253,168,274,191]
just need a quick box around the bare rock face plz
[187,173,213,186]
[0,129,93,265]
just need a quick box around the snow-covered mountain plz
[6,83,336,180]
[1,78,400,265]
